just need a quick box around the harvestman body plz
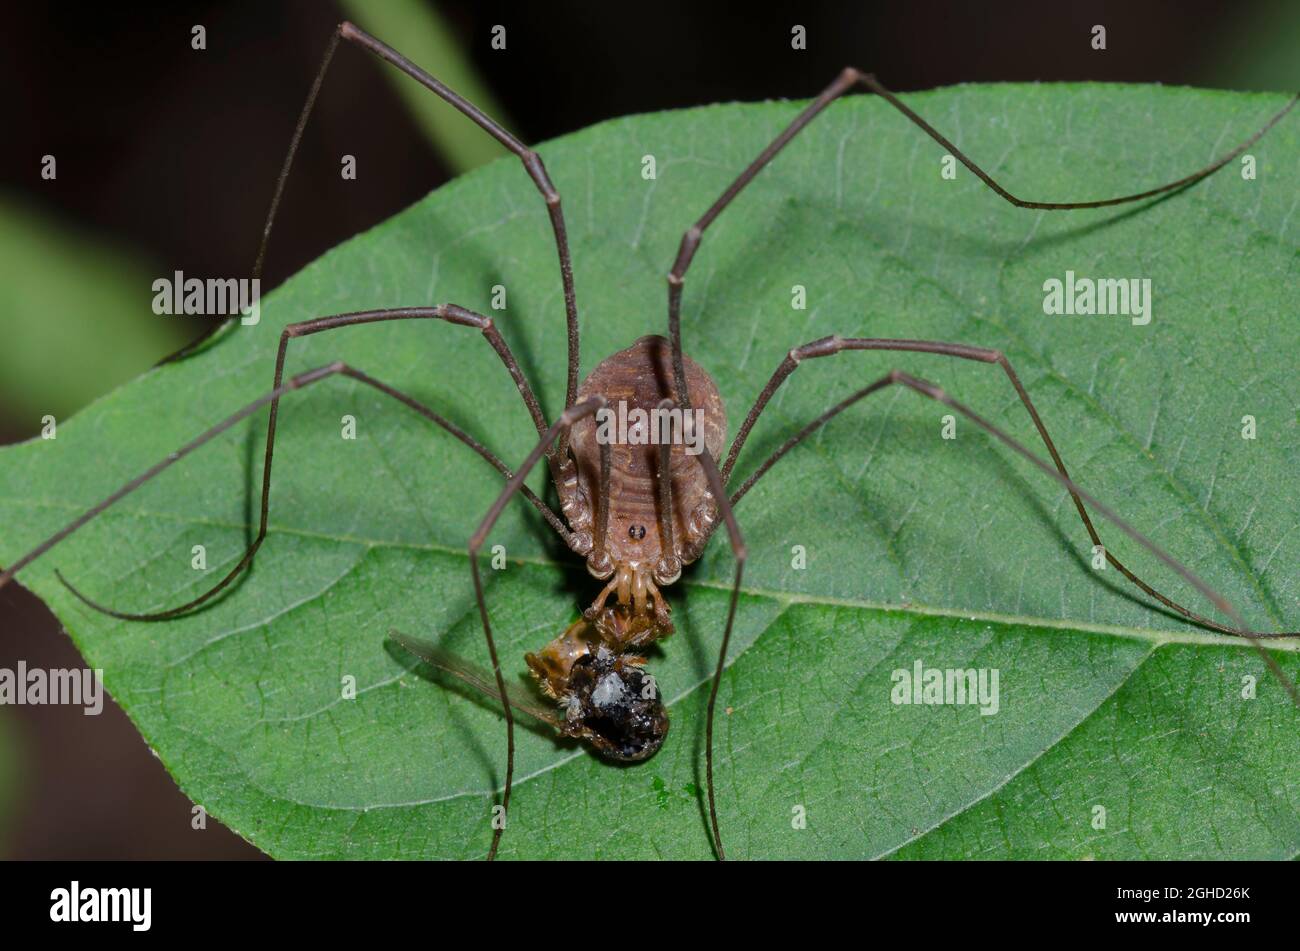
[2,21,1297,861]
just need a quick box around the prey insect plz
[1,22,1297,861]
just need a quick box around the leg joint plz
[440,303,490,329]
[670,226,703,280]
[792,335,843,362]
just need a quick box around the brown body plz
[569,335,726,578]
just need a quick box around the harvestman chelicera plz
[1,22,1297,861]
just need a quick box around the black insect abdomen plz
[567,649,668,762]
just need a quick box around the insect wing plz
[389,630,562,728]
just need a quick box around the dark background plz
[0,0,1292,858]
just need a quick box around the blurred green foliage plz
[0,196,185,435]
[1206,0,1300,93]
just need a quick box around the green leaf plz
[1,84,1297,860]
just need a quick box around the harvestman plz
[1,22,1297,860]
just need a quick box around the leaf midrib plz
[18,495,1297,653]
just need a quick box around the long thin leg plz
[158,31,346,365]
[0,361,556,598]
[33,305,583,621]
[727,378,894,508]
[587,424,614,578]
[167,22,583,417]
[724,357,1300,671]
[887,370,1298,706]
[706,369,1298,859]
[704,369,1299,857]
[722,335,1300,643]
[693,446,747,861]
[338,23,582,432]
[467,397,606,861]
[654,398,682,584]
[665,70,1298,408]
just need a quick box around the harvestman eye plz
[1,21,1297,863]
